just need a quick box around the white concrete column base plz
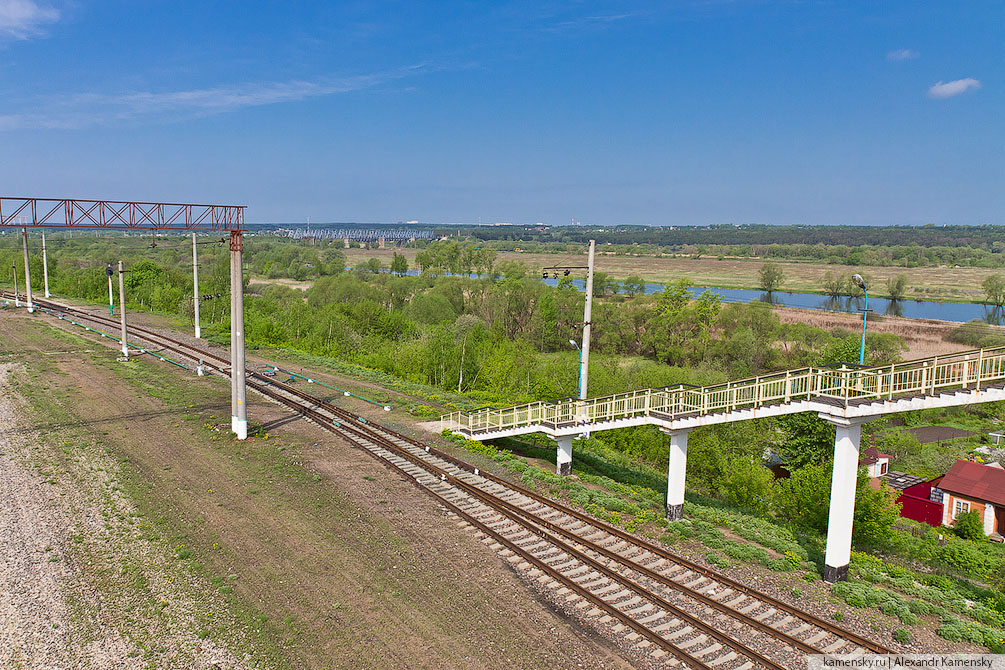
[824,564,849,583]
[234,418,247,441]
[819,413,876,583]
[663,428,691,518]
[556,435,573,476]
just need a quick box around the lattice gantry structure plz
[0,197,244,231]
[3,196,250,439]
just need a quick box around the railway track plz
[9,294,894,668]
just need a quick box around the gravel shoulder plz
[0,309,631,669]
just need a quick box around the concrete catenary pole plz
[21,228,33,313]
[117,261,128,358]
[192,232,201,338]
[41,231,50,298]
[230,231,247,440]
[575,239,596,432]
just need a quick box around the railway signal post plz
[12,262,20,306]
[21,228,33,313]
[106,264,115,315]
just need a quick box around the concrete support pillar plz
[192,232,201,339]
[819,414,873,582]
[230,231,247,440]
[117,261,128,357]
[41,232,50,298]
[555,435,573,476]
[664,428,691,521]
[21,228,33,313]
[344,238,350,249]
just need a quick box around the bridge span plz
[442,346,1005,581]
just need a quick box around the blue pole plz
[859,289,868,365]
[571,340,582,397]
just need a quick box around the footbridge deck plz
[442,346,1005,440]
[441,346,1005,582]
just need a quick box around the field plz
[340,247,994,302]
[0,309,628,670]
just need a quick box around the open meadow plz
[340,248,993,302]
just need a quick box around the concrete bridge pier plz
[663,428,691,521]
[556,436,572,476]
[820,414,875,582]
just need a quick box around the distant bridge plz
[283,227,432,242]
[442,346,1005,581]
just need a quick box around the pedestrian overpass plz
[441,346,1005,581]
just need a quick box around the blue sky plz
[0,1,1000,226]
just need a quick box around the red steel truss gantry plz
[5,195,249,440]
[0,196,244,231]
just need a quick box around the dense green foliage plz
[953,510,986,543]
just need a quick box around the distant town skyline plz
[0,1,1000,226]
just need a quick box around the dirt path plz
[0,310,630,669]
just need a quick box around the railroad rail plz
[8,294,895,667]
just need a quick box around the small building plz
[939,459,1005,541]
[859,446,891,478]
[881,472,944,527]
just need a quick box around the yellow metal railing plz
[441,346,1005,435]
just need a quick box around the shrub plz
[954,510,987,543]
[894,628,911,644]
[935,542,994,575]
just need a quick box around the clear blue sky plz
[0,1,1000,226]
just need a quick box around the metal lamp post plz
[852,273,868,365]
[569,339,582,398]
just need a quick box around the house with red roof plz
[859,446,891,478]
[936,459,1005,541]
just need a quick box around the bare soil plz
[772,306,969,360]
[0,309,630,670]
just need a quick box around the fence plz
[443,346,1005,436]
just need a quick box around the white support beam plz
[555,435,572,476]
[819,413,875,582]
[664,428,691,521]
